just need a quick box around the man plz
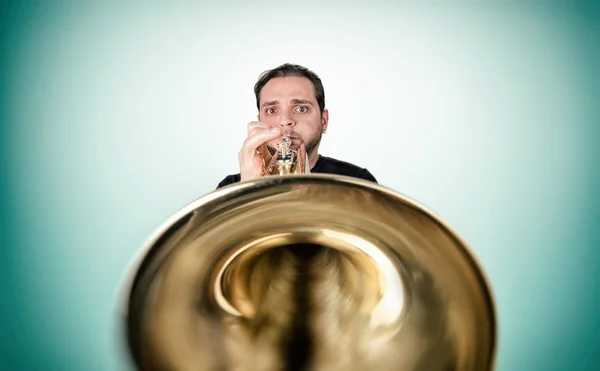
[217,63,377,189]
[210,65,389,371]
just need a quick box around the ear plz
[321,109,329,133]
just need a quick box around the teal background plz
[1,1,598,370]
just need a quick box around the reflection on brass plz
[262,136,307,176]
[121,138,496,370]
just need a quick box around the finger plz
[247,123,276,138]
[247,121,271,135]
[242,127,281,156]
[298,142,306,171]
[256,143,274,164]
[247,126,271,139]
[299,142,306,157]
[239,133,268,165]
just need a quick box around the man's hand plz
[238,121,281,182]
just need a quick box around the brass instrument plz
[261,135,307,176]
[121,135,497,371]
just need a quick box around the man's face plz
[258,76,328,155]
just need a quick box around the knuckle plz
[247,121,262,132]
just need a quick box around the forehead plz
[260,76,316,103]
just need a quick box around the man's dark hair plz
[254,63,326,114]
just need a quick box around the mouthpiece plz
[264,136,306,176]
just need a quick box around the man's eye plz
[295,106,308,113]
[266,108,276,114]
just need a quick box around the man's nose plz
[278,119,295,127]
[278,110,295,127]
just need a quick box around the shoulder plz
[313,155,378,183]
[216,155,378,189]
[216,173,241,189]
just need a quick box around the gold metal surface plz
[262,136,307,176]
[122,134,496,370]
[122,171,496,370]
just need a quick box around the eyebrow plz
[291,99,314,106]
[261,99,315,108]
[261,100,279,108]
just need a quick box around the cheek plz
[304,118,323,133]
[261,116,280,127]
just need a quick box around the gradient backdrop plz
[1,1,598,370]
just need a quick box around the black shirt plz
[216,155,378,189]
